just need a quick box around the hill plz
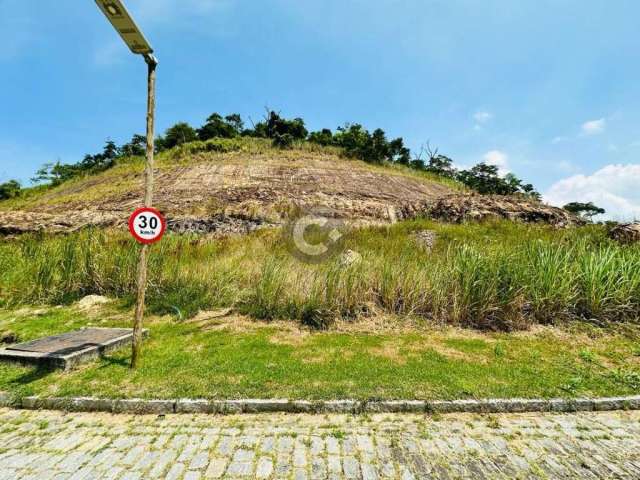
[0,139,578,235]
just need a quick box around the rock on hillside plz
[0,148,581,235]
[608,223,640,244]
[405,194,582,227]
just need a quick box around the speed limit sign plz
[128,207,167,244]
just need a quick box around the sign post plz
[94,0,158,368]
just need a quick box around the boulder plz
[340,249,362,267]
[76,295,110,310]
[401,194,584,228]
[413,230,437,252]
[608,223,640,244]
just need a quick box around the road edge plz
[1,393,639,415]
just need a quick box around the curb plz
[2,393,640,415]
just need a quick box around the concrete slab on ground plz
[0,328,148,370]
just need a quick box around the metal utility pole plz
[94,0,158,368]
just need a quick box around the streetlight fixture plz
[94,0,158,369]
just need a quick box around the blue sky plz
[2,0,639,219]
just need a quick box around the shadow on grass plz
[96,356,130,369]
[9,365,55,386]
[6,353,131,388]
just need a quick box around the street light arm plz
[144,53,158,67]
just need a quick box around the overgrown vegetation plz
[1,221,637,330]
[12,109,545,200]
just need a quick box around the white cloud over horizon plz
[482,150,510,176]
[544,164,640,221]
[581,118,606,136]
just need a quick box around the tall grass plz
[0,221,638,330]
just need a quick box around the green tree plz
[32,140,120,186]
[457,163,512,195]
[389,137,411,165]
[250,111,308,140]
[425,154,456,178]
[120,134,146,157]
[563,202,605,219]
[197,113,243,140]
[159,122,197,149]
[224,114,244,133]
[31,161,78,186]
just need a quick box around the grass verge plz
[0,305,638,400]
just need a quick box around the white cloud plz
[473,111,493,124]
[551,136,569,144]
[482,150,510,176]
[581,118,606,136]
[544,164,640,221]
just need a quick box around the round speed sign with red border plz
[128,207,167,244]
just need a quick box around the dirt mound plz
[0,148,580,234]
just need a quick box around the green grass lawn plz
[1,304,638,401]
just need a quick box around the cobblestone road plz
[1,408,639,479]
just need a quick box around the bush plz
[272,133,295,149]
[307,128,334,146]
[0,180,21,200]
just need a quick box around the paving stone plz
[2,408,640,479]
[343,456,360,479]
[165,463,186,480]
[311,456,327,479]
[204,458,227,478]
[189,451,209,470]
[328,455,342,474]
[184,471,202,480]
[256,456,274,479]
[226,460,253,476]
[294,468,309,480]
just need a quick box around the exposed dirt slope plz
[0,146,579,234]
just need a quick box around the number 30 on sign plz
[128,207,167,244]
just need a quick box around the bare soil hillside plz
[0,144,579,234]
